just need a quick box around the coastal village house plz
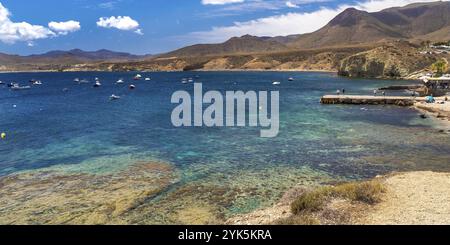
[423,76,450,96]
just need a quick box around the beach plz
[414,98,450,125]
[226,171,450,225]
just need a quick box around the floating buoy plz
[1,132,6,140]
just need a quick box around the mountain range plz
[0,49,150,66]
[164,1,450,57]
[1,1,450,76]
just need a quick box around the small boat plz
[79,79,89,84]
[93,81,102,87]
[11,84,31,90]
[134,74,142,80]
[74,78,80,83]
[116,79,125,84]
[129,84,136,90]
[0,81,4,85]
[7,82,17,88]
[181,78,188,84]
[29,79,37,83]
[33,80,42,85]
[288,77,294,81]
[188,78,194,83]
[110,94,121,100]
[145,77,151,81]
[272,81,281,85]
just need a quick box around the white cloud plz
[286,1,299,8]
[96,16,143,34]
[0,2,80,44]
[189,0,445,43]
[48,20,81,35]
[202,0,245,5]
[0,2,54,44]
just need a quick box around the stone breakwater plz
[320,95,426,106]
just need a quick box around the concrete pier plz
[320,95,427,106]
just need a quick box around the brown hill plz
[289,1,450,49]
[338,41,438,78]
[162,35,288,58]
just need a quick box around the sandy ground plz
[360,172,450,225]
[227,172,450,225]
[414,98,450,129]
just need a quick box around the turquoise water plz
[1,71,449,222]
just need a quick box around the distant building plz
[423,76,450,96]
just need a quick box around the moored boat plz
[134,74,142,80]
[11,84,31,90]
[93,81,102,87]
[110,94,121,100]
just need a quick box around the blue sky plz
[0,0,442,55]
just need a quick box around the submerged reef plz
[0,161,178,225]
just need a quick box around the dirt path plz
[360,172,450,225]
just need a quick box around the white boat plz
[11,84,31,90]
[93,81,102,87]
[129,84,136,90]
[188,78,194,83]
[116,79,125,84]
[288,77,294,81]
[145,77,151,81]
[33,80,42,85]
[272,81,281,85]
[134,74,142,80]
[79,79,89,84]
[110,94,121,100]
[0,81,4,85]
[74,78,80,83]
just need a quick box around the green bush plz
[275,214,320,225]
[291,180,385,215]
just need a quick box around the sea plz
[1,71,449,224]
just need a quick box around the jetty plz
[320,95,427,106]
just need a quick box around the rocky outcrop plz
[338,41,437,79]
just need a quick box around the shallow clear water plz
[1,71,449,222]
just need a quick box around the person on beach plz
[382,91,386,96]
[342,89,346,95]
[374,90,377,96]
[336,89,341,95]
